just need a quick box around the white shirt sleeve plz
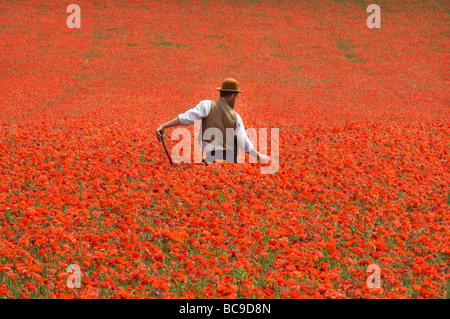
[177,100,211,126]
[235,113,254,153]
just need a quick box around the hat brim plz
[217,88,243,93]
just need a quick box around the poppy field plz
[0,0,449,299]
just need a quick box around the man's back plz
[201,99,237,151]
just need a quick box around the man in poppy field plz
[156,78,271,164]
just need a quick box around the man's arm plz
[235,114,270,163]
[156,100,211,142]
[155,117,181,142]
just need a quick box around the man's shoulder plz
[195,100,212,108]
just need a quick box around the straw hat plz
[217,78,243,93]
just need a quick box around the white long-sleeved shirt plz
[177,100,254,154]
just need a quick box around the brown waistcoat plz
[200,99,237,151]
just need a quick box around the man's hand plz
[156,117,182,142]
[156,125,165,142]
[258,153,271,164]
